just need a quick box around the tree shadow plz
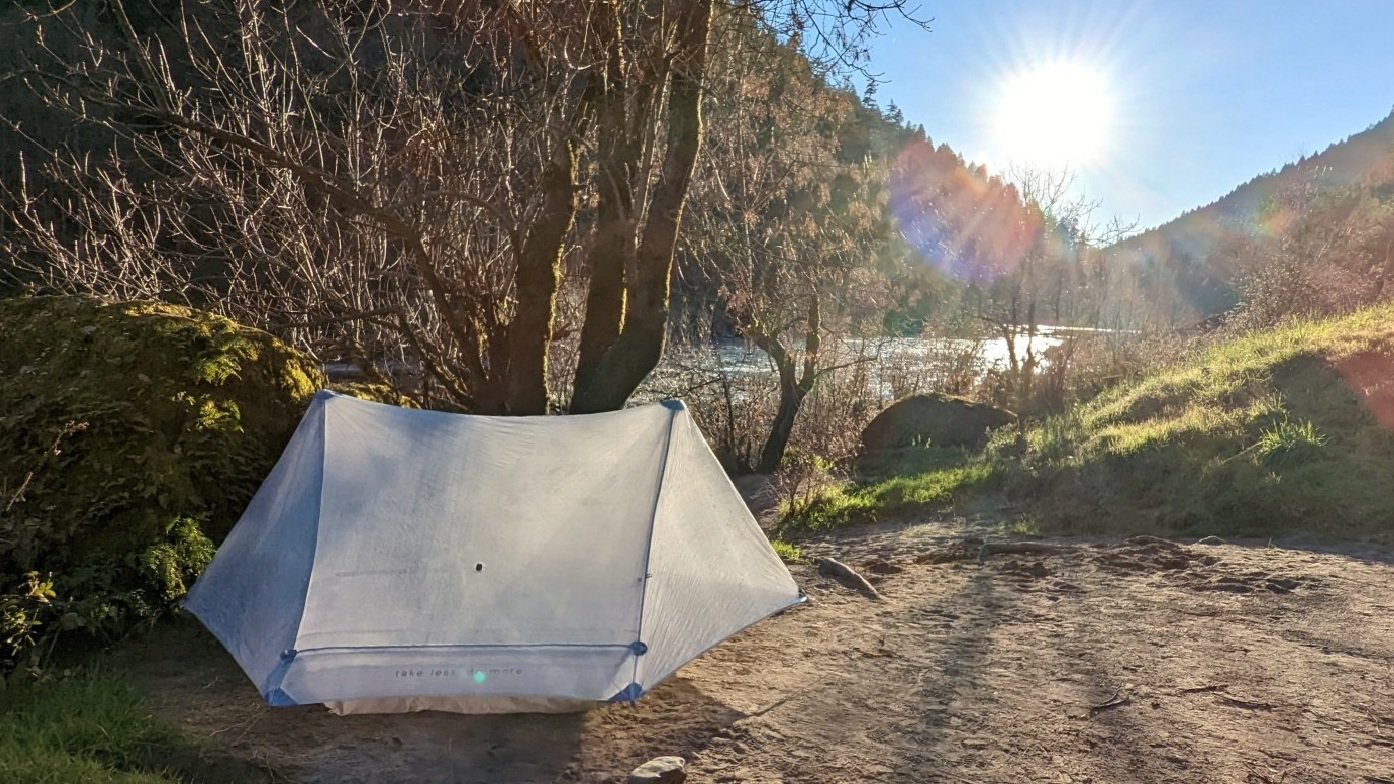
[888,570,1007,781]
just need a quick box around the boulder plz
[628,756,686,783]
[860,393,1015,453]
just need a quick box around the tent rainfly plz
[185,391,802,715]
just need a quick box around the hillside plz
[991,306,1394,539]
[1110,109,1394,318]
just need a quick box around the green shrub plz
[778,447,996,532]
[329,381,417,408]
[0,297,322,673]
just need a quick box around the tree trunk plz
[569,0,712,414]
[754,291,819,474]
[503,136,576,415]
[756,375,807,474]
[572,26,642,403]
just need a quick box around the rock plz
[1196,535,1227,546]
[859,393,1016,453]
[628,756,686,783]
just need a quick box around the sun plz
[992,61,1114,171]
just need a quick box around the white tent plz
[184,391,802,714]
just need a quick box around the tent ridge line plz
[627,400,681,693]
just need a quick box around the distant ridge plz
[1107,108,1394,317]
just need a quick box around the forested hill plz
[1110,108,1394,319]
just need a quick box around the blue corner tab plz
[264,687,299,707]
[659,399,685,411]
[259,649,298,707]
[608,682,644,703]
[629,641,648,655]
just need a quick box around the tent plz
[184,391,802,714]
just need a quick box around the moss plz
[0,296,323,671]
[329,381,417,408]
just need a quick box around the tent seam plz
[628,401,680,693]
[288,394,330,661]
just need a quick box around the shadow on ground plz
[114,619,742,783]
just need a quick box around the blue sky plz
[863,0,1394,231]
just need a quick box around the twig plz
[744,693,796,720]
[5,421,88,514]
[1088,691,1130,715]
[1217,695,1276,711]
[1178,684,1228,695]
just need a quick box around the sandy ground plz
[118,518,1394,783]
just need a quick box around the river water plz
[677,328,1076,375]
[647,326,1113,401]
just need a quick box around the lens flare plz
[889,138,1046,284]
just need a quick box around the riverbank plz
[784,304,1394,545]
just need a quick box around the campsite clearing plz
[117,518,1394,784]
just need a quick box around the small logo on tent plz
[394,669,459,679]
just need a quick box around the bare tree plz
[974,166,1136,417]
[3,0,927,414]
[682,25,893,473]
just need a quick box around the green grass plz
[783,305,1394,541]
[1003,305,1394,537]
[770,540,803,563]
[781,446,995,531]
[0,674,187,784]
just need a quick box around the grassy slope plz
[0,675,184,784]
[0,667,278,784]
[791,306,1394,541]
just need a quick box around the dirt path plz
[119,520,1394,783]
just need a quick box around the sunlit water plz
[647,327,1106,401]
